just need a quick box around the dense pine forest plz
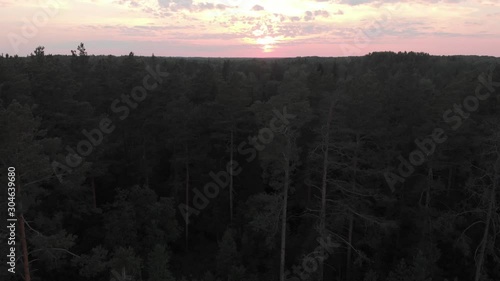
[1,46,500,281]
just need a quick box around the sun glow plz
[2,0,499,57]
[255,36,282,52]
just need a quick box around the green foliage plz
[386,251,433,281]
[228,265,246,281]
[245,193,282,248]
[104,186,181,250]
[146,244,175,281]
[363,269,379,281]
[216,228,239,277]
[109,247,142,280]
[73,246,109,278]
[203,271,219,281]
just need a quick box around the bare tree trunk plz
[280,140,291,281]
[18,181,31,281]
[172,146,178,197]
[185,146,190,251]
[91,176,97,209]
[123,130,129,160]
[143,139,149,187]
[474,169,496,281]
[319,99,334,281]
[426,166,432,209]
[346,133,359,281]
[447,167,453,196]
[424,166,434,244]
[230,130,234,223]
[346,214,354,281]
[307,170,311,207]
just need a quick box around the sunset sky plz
[1,0,499,57]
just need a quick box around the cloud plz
[154,0,233,12]
[336,0,467,5]
[195,2,228,11]
[158,0,193,10]
[277,22,332,38]
[252,4,264,11]
[304,10,331,21]
[304,11,314,21]
[314,10,330,17]
[337,0,373,5]
[117,0,141,7]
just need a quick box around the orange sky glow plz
[1,0,499,57]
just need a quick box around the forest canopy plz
[0,47,499,281]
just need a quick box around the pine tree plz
[251,65,313,281]
[146,244,175,281]
[216,228,239,279]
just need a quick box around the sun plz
[256,36,282,53]
[262,45,274,52]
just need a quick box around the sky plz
[1,0,499,57]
